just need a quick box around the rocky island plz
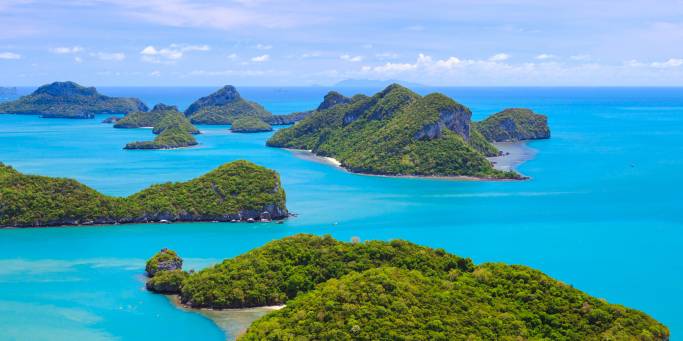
[0,81,147,118]
[0,160,287,227]
[267,84,542,179]
[119,104,201,150]
[145,234,669,340]
[185,86,272,125]
[475,108,551,142]
[230,116,273,133]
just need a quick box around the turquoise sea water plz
[0,87,682,340]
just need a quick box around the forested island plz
[267,84,550,179]
[0,81,147,118]
[145,234,669,340]
[0,161,287,227]
[230,116,273,133]
[475,108,551,142]
[121,104,201,149]
[184,85,273,125]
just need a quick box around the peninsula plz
[145,234,669,340]
[0,81,147,118]
[267,84,550,179]
[0,161,288,227]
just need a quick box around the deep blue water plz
[0,87,682,340]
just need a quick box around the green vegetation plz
[124,126,198,150]
[0,81,147,118]
[475,108,551,142]
[121,104,200,149]
[242,265,668,340]
[144,234,668,340]
[231,116,273,133]
[185,85,272,124]
[0,160,288,227]
[268,84,519,178]
[146,248,183,276]
[114,103,181,129]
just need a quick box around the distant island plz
[475,108,551,142]
[145,234,669,340]
[267,84,550,179]
[0,81,147,118]
[185,85,273,125]
[0,160,287,227]
[120,104,201,149]
[230,116,273,133]
[334,79,428,88]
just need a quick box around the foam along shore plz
[487,141,538,172]
[286,148,526,181]
[166,295,284,340]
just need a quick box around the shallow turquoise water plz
[0,87,682,340]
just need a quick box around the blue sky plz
[1,0,683,86]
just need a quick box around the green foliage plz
[124,126,198,150]
[146,248,183,276]
[469,126,500,157]
[0,81,147,118]
[242,265,668,340]
[185,85,272,124]
[231,116,273,133]
[475,108,551,142]
[267,84,518,178]
[146,270,189,294]
[122,105,200,149]
[0,160,288,227]
[178,234,473,309]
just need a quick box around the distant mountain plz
[0,81,147,118]
[334,79,429,88]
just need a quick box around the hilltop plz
[0,161,288,227]
[0,81,147,118]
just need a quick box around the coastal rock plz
[0,81,148,118]
[145,248,183,277]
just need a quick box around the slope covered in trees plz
[267,84,518,178]
[0,81,147,118]
[0,161,287,227]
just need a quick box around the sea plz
[0,86,681,340]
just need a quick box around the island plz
[124,125,198,150]
[475,108,551,142]
[267,84,538,179]
[0,160,288,227]
[184,85,272,125]
[0,81,148,118]
[114,103,188,129]
[230,116,273,133]
[267,91,352,125]
[118,104,201,149]
[145,234,669,340]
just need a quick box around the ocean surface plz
[0,86,681,340]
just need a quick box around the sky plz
[1,0,683,86]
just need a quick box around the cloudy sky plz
[1,0,683,86]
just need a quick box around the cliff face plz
[0,161,288,228]
[0,81,148,118]
[184,85,272,124]
[268,84,516,179]
[475,108,550,142]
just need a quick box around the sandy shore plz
[166,295,284,340]
[287,145,535,181]
[487,141,538,172]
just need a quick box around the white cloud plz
[227,53,238,60]
[150,70,161,76]
[255,43,272,50]
[74,56,83,63]
[251,54,270,62]
[93,52,126,61]
[50,46,83,54]
[340,54,363,62]
[536,53,556,60]
[140,44,210,63]
[570,54,591,61]
[651,58,683,68]
[0,52,21,60]
[489,53,509,62]
[301,51,322,58]
[375,52,399,60]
